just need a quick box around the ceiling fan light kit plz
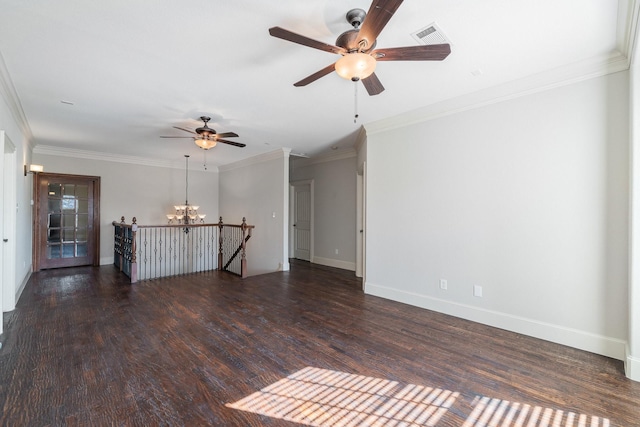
[268,0,451,96]
[335,52,377,81]
[194,136,217,150]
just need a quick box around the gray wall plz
[291,153,357,270]
[365,71,629,360]
[219,149,290,275]
[31,153,219,265]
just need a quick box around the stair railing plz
[112,216,254,283]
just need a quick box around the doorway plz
[33,173,100,271]
[290,180,313,262]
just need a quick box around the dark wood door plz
[34,173,100,270]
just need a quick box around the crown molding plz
[218,148,291,172]
[33,144,220,171]
[354,126,367,153]
[0,51,33,146]
[293,148,357,168]
[365,51,631,136]
[620,0,640,62]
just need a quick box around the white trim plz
[2,135,17,313]
[626,346,640,381]
[0,52,33,144]
[218,148,291,172]
[365,281,627,361]
[294,149,357,168]
[32,145,218,171]
[365,51,630,136]
[100,256,114,266]
[354,126,367,154]
[15,269,30,306]
[281,149,290,272]
[313,256,356,272]
[620,0,640,63]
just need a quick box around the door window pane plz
[78,200,88,214]
[62,244,75,258]
[63,214,76,227]
[77,214,88,228]
[62,197,76,211]
[63,184,75,196]
[48,199,62,213]
[76,185,88,198]
[49,214,61,228]
[77,243,88,257]
[76,228,88,242]
[47,245,61,259]
[47,229,61,243]
[48,183,62,197]
[63,228,75,241]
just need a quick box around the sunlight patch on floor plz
[226,366,459,426]
[462,396,610,427]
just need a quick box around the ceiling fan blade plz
[294,63,337,87]
[372,44,451,61]
[160,136,193,139]
[269,26,345,55]
[362,72,385,96]
[356,0,404,51]
[216,139,246,148]
[173,126,196,135]
[215,132,239,138]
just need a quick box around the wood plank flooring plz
[1,261,639,426]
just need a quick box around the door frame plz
[289,179,314,263]
[33,172,101,271]
[1,131,17,316]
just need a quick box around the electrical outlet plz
[439,279,448,290]
[473,285,483,297]
[335,249,339,255]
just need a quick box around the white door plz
[2,132,17,319]
[356,172,363,277]
[293,182,312,261]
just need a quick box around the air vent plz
[411,23,450,46]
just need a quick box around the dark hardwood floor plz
[1,260,639,426]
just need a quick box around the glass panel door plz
[37,175,98,270]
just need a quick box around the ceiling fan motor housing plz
[337,9,376,52]
[196,116,216,136]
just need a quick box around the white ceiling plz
[0,0,636,170]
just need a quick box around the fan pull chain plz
[354,80,359,124]
[203,149,208,171]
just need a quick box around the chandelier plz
[167,155,206,225]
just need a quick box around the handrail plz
[112,216,254,282]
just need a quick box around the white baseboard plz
[100,256,114,266]
[15,268,31,306]
[626,348,640,382]
[313,256,356,271]
[365,281,627,361]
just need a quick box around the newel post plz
[131,217,138,284]
[119,216,125,271]
[241,217,248,278]
[218,216,224,270]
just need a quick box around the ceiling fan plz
[161,116,246,149]
[269,0,451,95]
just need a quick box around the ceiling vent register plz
[411,23,450,46]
